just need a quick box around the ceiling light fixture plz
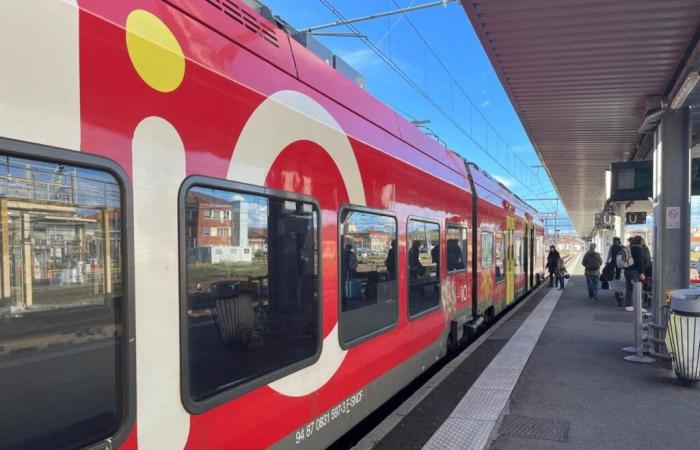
[671,72,700,110]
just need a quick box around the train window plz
[446,225,468,273]
[183,185,319,403]
[340,209,397,345]
[407,219,440,317]
[495,233,505,282]
[481,230,494,268]
[0,155,126,449]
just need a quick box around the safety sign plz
[666,206,680,229]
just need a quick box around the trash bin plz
[211,281,253,347]
[665,289,700,385]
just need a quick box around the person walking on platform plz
[620,236,646,312]
[606,237,623,280]
[546,245,561,287]
[582,243,603,300]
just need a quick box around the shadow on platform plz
[490,275,700,450]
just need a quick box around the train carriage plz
[0,1,544,449]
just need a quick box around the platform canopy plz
[461,0,700,235]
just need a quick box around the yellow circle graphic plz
[126,9,185,93]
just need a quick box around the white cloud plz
[492,174,514,188]
[510,143,532,154]
[482,100,492,108]
[337,48,381,71]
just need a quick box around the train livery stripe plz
[132,117,190,449]
[0,0,81,151]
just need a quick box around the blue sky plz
[263,0,573,232]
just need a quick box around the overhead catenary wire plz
[317,0,553,203]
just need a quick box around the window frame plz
[178,175,323,414]
[495,232,505,283]
[0,136,136,450]
[446,224,469,275]
[406,216,442,320]
[481,229,494,269]
[337,204,399,349]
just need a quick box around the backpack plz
[616,246,634,269]
[583,252,601,271]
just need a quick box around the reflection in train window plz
[0,155,125,449]
[481,230,494,268]
[407,219,440,317]
[339,209,397,345]
[184,186,319,402]
[446,225,468,273]
[495,233,505,282]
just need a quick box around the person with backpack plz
[606,237,623,280]
[582,243,603,300]
[619,236,647,311]
[546,245,561,287]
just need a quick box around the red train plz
[0,1,545,448]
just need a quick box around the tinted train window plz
[0,156,125,449]
[407,219,440,317]
[184,186,319,402]
[495,233,505,282]
[481,231,494,268]
[340,209,397,345]
[446,225,468,273]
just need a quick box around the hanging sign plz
[594,212,614,229]
[609,161,652,202]
[625,212,646,225]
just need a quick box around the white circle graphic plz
[229,90,365,397]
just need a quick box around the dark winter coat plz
[546,250,561,274]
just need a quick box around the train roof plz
[204,0,472,188]
[465,161,542,223]
[160,0,546,220]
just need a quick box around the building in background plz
[185,191,252,263]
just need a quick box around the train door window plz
[446,225,468,273]
[0,155,127,449]
[481,230,494,269]
[340,208,397,345]
[515,232,523,272]
[495,233,505,282]
[536,234,544,267]
[183,185,319,404]
[407,219,440,317]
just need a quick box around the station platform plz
[357,255,700,450]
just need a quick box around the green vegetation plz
[187,262,268,291]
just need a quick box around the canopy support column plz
[652,108,691,348]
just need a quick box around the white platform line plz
[352,283,548,450]
[422,287,563,450]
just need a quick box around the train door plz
[523,224,530,291]
[506,216,515,304]
[446,225,469,316]
[528,225,537,286]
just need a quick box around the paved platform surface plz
[365,256,700,450]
